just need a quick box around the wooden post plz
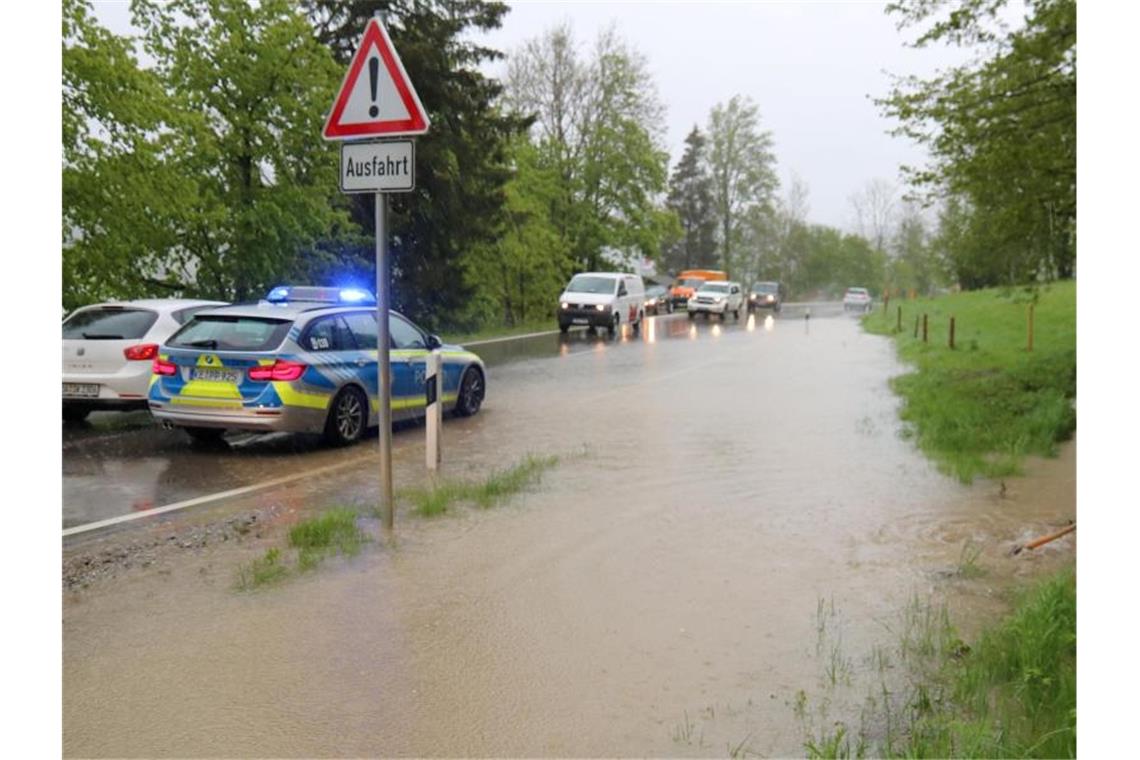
[922,313,928,343]
[896,305,902,332]
[913,315,919,338]
[949,316,956,349]
[883,291,890,314]
[1027,302,1035,352]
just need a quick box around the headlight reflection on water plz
[764,315,775,332]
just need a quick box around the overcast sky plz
[91,0,970,230]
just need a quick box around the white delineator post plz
[425,349,442,471]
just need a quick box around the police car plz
[148,286,486,445]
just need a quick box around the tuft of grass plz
[288,507,367,571]
[863,282,1075,482]
[402,454,560,517]
[954,540,986,579]
[236,547,288,590]
[805,567,1076,758]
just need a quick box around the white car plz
[688,281,745,320]
[62,298,227,422]
[558,272,646,336]
[843,287,873,313]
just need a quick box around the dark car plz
[643,284,673,315]
[748,281,785,313]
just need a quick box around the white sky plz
[90,0,971,231]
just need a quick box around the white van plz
[557,272,646,336]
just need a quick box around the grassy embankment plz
[862,281,1075,482]
[807,567,1076,758]
[442,318,558,345]
[400,453,560,517]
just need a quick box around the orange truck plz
[669,269,727,309]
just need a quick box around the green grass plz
[288,507,368,571]
[804,567,1076,758]
[235,508,367,589]
[401,453,560,517]
[863,282,1075,482]
[236,547,288,590]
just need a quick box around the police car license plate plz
[191,368,241,383]
[62,383,99,398]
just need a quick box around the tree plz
[848,178,897,254]
[306,0,526,330]
[663,126,718,273]
[706,95,779,278]
[63,0,183,309]
[879,0,1076,286]
[505,22,672,272]
[121,0,349,303]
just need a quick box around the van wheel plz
[559,322,570,334]
[63,405,91,423]
[733,308,740,320]
[324,386,368,446]
[454,367,485,417]
[608,313,619,337]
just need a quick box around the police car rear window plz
[169,316,292,352]
[62,307,158,340]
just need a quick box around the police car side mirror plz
[426,334,442,350]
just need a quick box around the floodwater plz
[62,308,1076,757]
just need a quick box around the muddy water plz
[63,311,1075,757]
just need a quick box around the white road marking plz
[62,453,373,538]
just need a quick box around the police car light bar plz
[265,286,377,305]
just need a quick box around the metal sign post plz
[323,16,431,534]
[375,194,393,530]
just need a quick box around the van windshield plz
[566,275,617,294]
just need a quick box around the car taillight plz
[124,343,159,361]
[152,358,177,376]
[247,360,306,382]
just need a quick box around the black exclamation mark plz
[368,57,380,118]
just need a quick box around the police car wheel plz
[326,386,367,445]
[455,367,485,417]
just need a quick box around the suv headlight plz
[595,304,606,311]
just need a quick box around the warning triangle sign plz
[322,19,430,140]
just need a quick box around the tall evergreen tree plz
[663,126,718,273]
[305,0,527,329]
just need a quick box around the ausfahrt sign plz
[339,140,414,193]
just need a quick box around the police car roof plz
[189,302,370,320]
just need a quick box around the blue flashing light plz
[339,287,372,303]
[266,286,290,303]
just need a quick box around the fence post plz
[1027,302,1035,352]
[949,315,956,349]
[913,315,919,339]
[897,305,902,333]
[425,349,442,471]
[922,314,928,343]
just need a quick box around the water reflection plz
[711,323,722,338]
[764,314,775,332]
[746,313,756,332]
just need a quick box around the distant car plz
[643,284,673,315]
[748,281,785,313]
[558,272,646,337]
[62,298,228,422]
[688,281,745,320]
[148,286,487,446]
[669,269,728,309]
[843,287,873,313]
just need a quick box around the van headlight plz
[595,304,606,311]
[561,302,569,309]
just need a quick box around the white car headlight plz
[595,304,605,311]
[561,302,569,309]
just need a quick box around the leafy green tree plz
[663,126,718,273]
[63,0,181,310]
[879,0,1076,286]
[706,95,779,278]
[125,0,349,303]
[505,22,672,272]
[464,138,572,326]
[307,0,527,330]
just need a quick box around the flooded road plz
[62,306,1075,757]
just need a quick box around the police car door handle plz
[355,358,369,367]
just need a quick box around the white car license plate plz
[191,368,241,383]
[63,383,99,399]
[572,318,590,324]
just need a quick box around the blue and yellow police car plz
[148,286,486,445]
